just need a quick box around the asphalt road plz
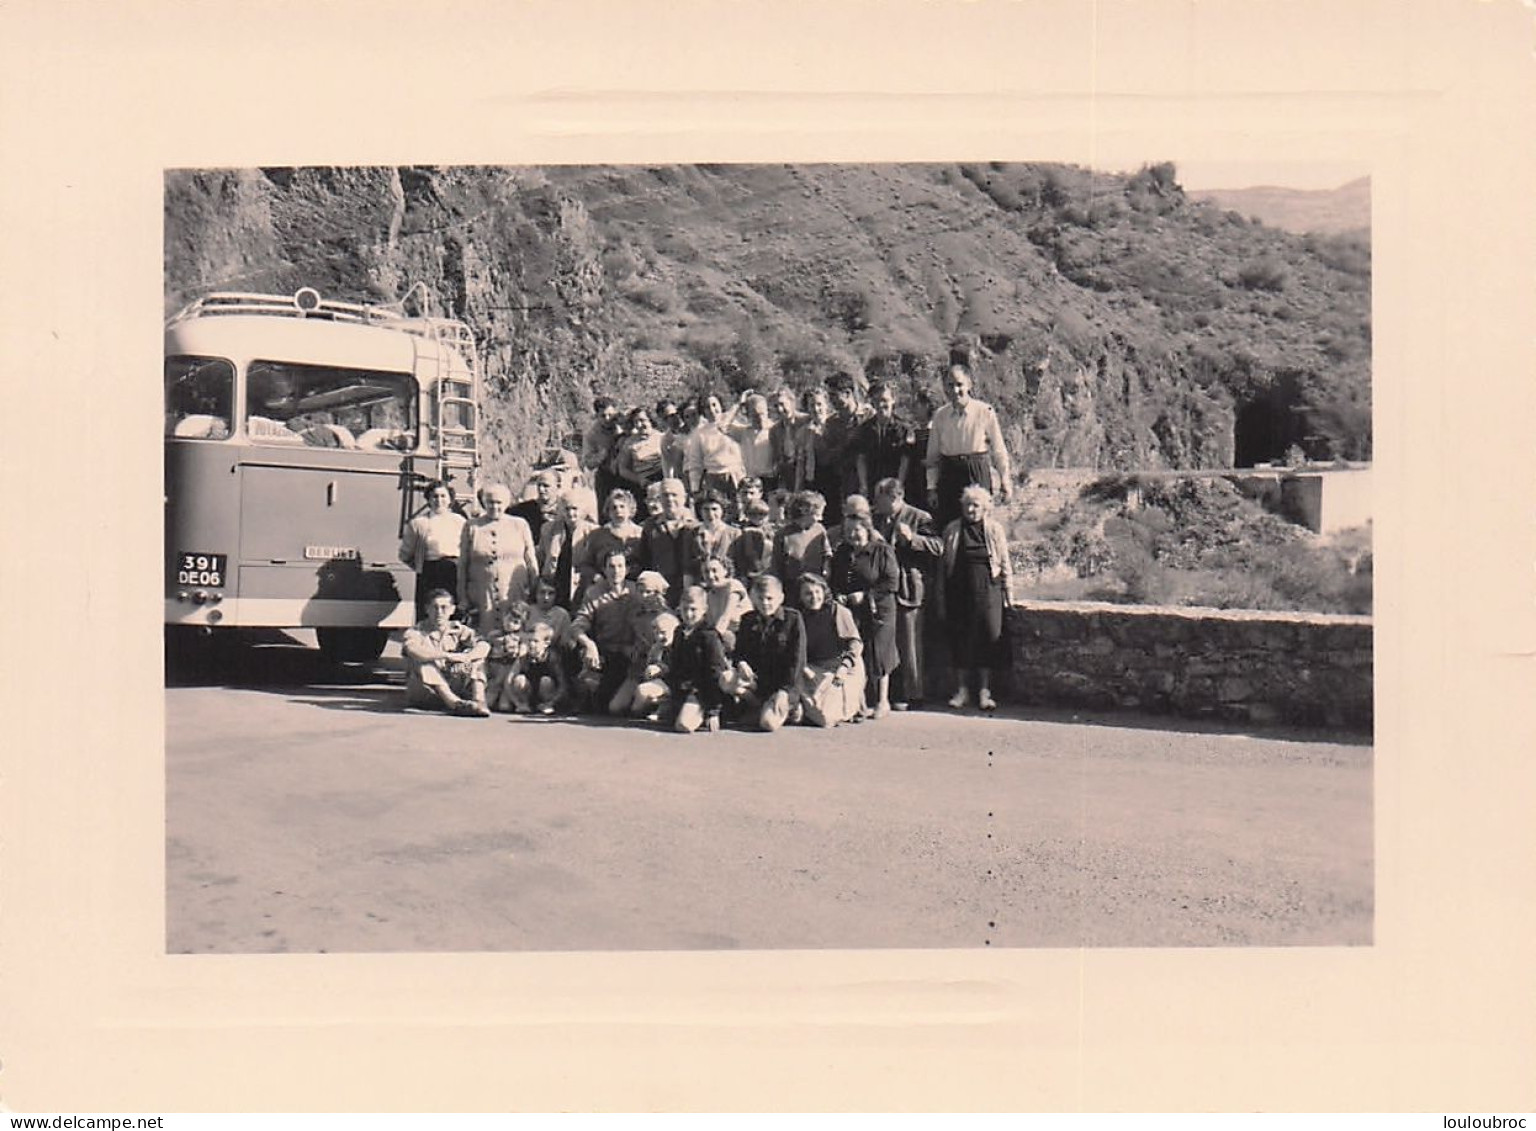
[166,634,1373,953]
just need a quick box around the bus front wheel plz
[316,626,390,666]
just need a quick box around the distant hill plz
[165,163,1371,491]
[1188,177,1371,236]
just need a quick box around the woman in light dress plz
[458,482,540,633]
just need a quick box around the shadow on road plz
[165,628,397,692]
[166,630,1369,747]
[290,688,407,715]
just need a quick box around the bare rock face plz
[165,163,1369,491]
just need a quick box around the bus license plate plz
[176,552,227,587]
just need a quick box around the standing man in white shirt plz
[924,362,1013,527]
[726,392,787,496]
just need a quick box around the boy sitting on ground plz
[401,589,491,717]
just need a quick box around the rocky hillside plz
[165,163,1371,491]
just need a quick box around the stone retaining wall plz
[982,600,1372,730]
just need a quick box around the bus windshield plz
[244,360,418,450]
[165,355,234,440]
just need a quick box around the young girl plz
[772,490,830,606]
[525,578,573,643]
[507,621,569,715]
[765,486,792,528]
[666,586,731,734]
[699,553,750,651]
[691,489,740,567]
[484,602,530,713]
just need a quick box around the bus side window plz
[165,356,233,440]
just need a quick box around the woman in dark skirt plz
[936,484,1013,712]
[398,481,467,620]
[830,513,900,718]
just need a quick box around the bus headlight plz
[206,608,223,624]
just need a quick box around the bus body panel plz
[237,449,413,564]
[236,447,415,631]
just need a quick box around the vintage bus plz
[164,288,481,664]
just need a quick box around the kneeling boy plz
[666,585,731,733]
[727,574,807,731]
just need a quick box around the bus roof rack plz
[166,291,476,356]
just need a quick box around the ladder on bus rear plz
[406,317,481,504]
[429,320,480,502]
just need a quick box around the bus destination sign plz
[304,545,363,561]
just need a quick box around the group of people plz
[576,363,1013,528]
[397,364,1016,730]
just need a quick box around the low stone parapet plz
[998,600,1372,731]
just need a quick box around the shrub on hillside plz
[619,276,678,314]
[1236,256,1290,292]
[1304,231,1371,278]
